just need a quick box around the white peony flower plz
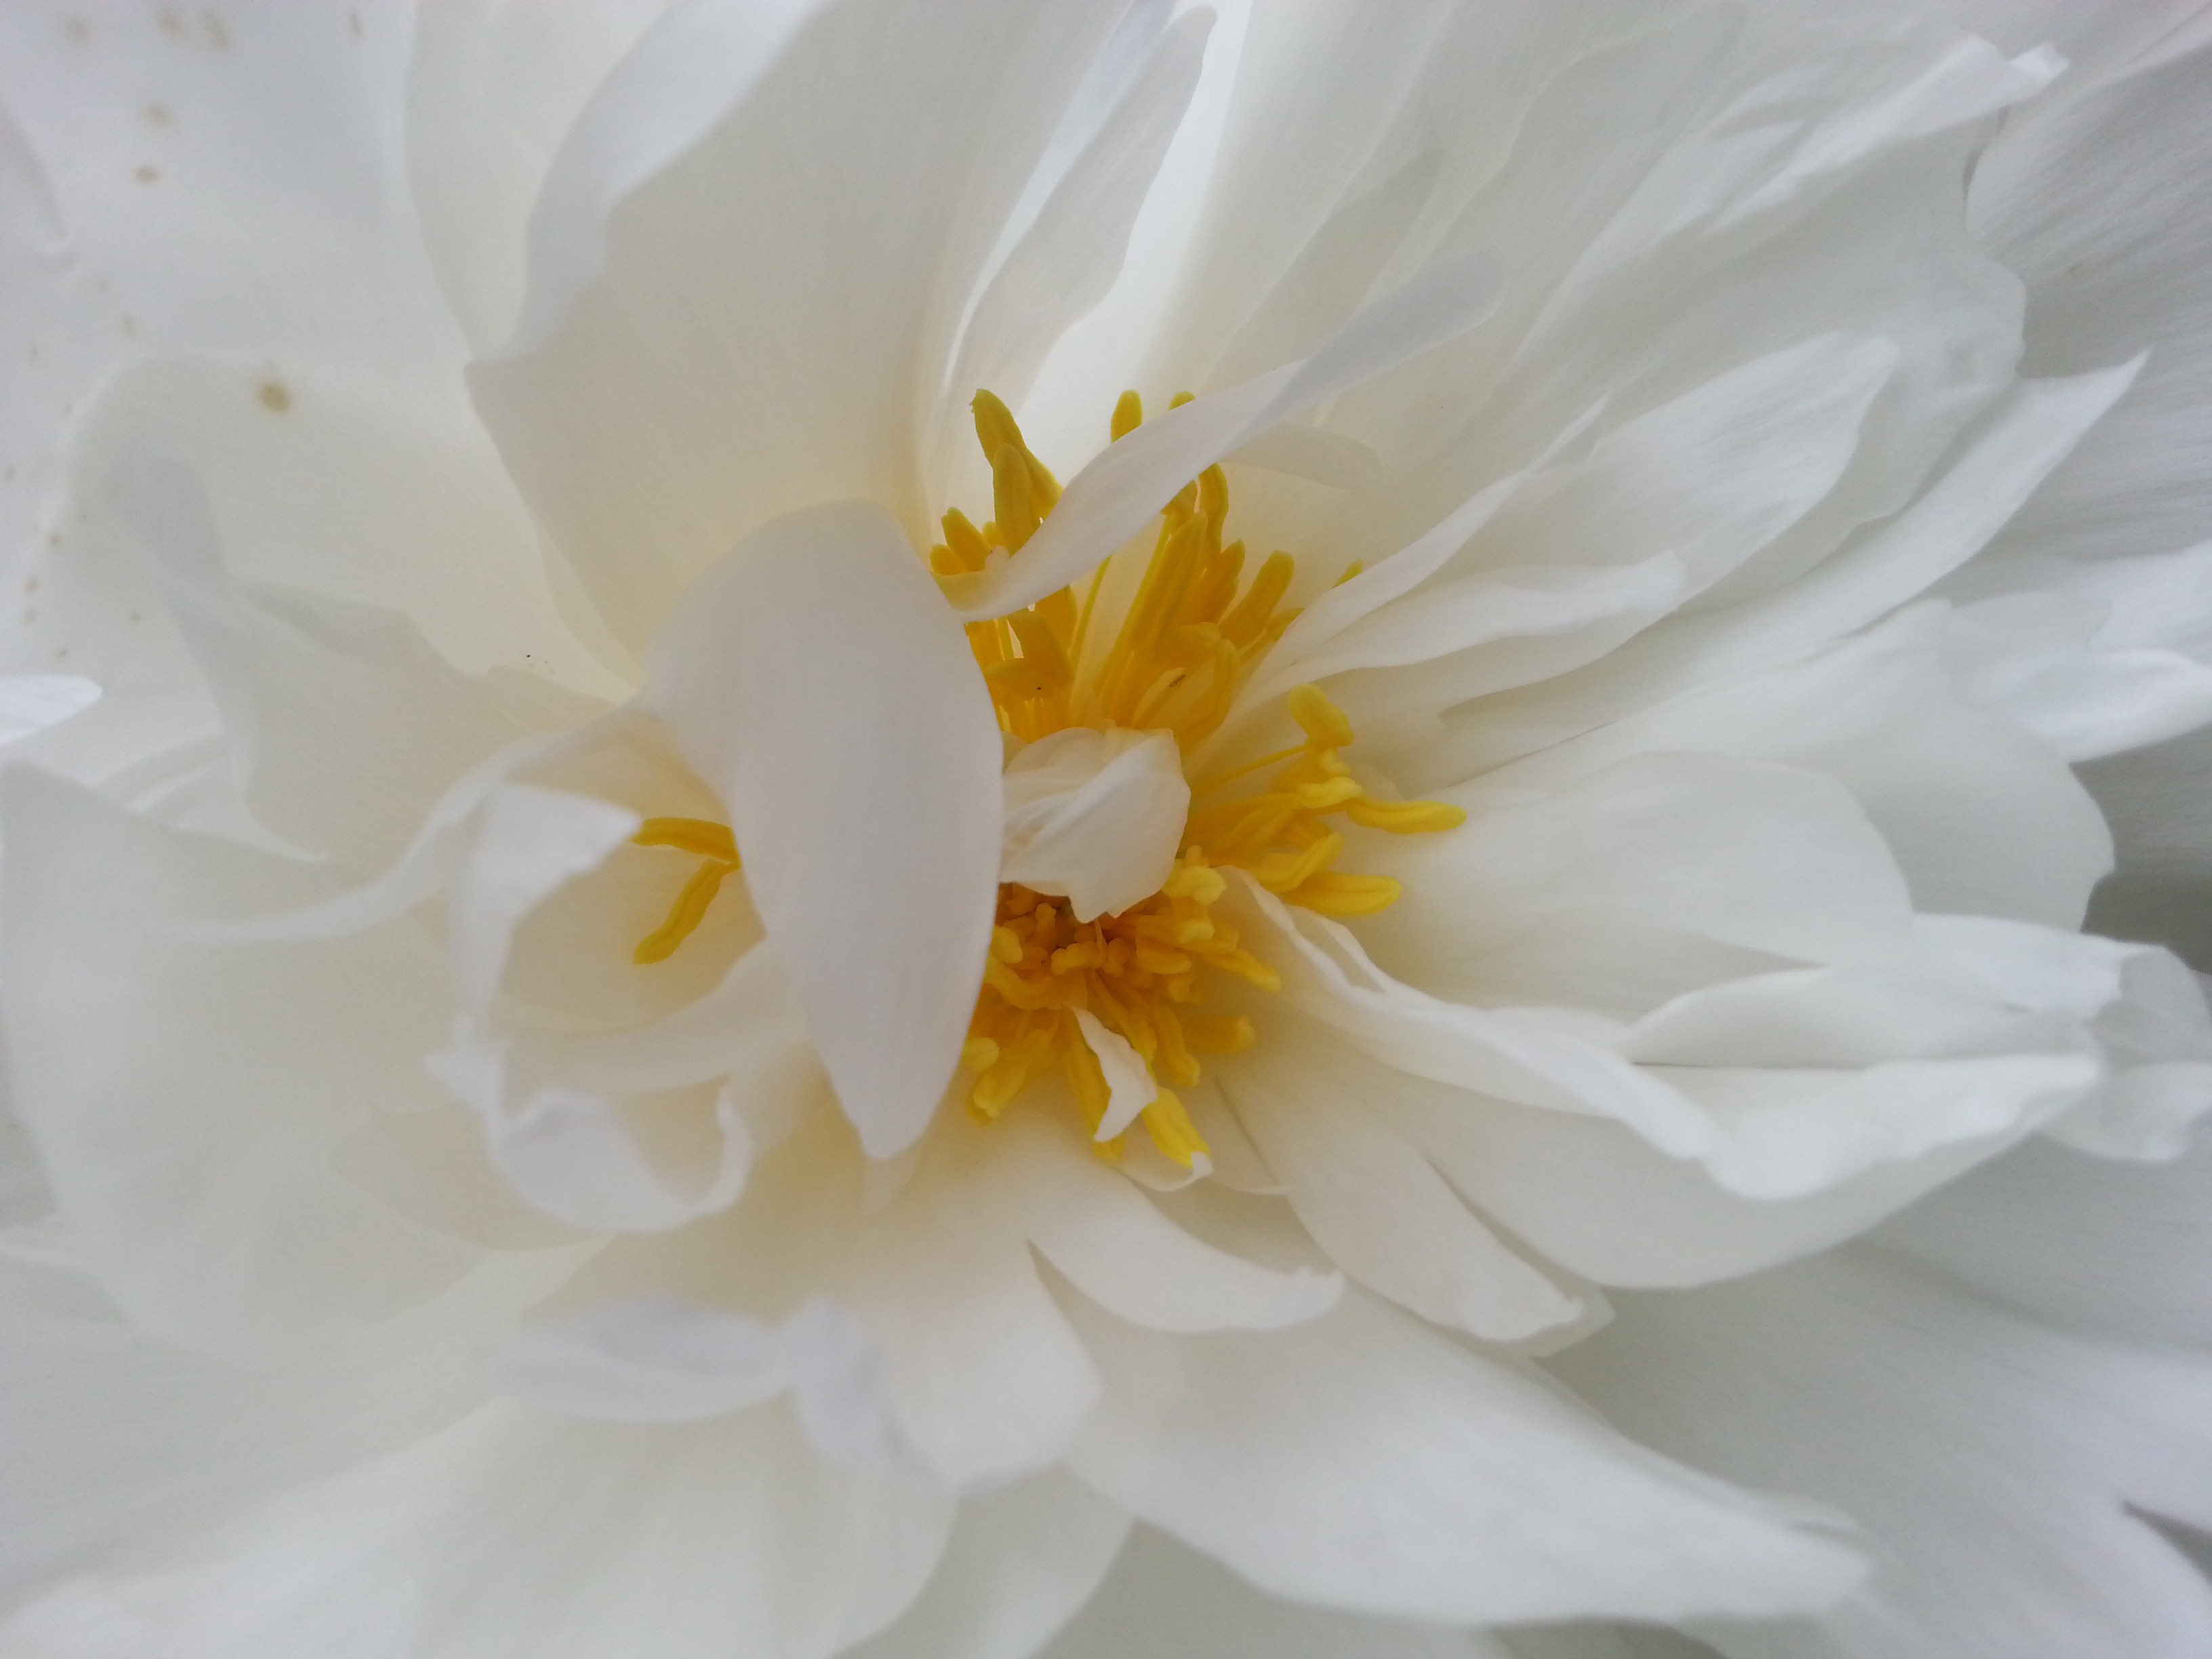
[1,3,2211,1656]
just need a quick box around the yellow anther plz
[1128,665,1189,729]
[1212,949,1283,992]
[941,508,991,572]
[1294,775,1365,811]
[1161,859,1227,905]
[1168,390,1195,409]
[962,1037,1002,1072]
[1164,622,1225,668]
[1197,464,1229,526]
[632,857,733,965]
[1286,872,1403,917]
[1345,796,1467,834]
[970,1056,1031,1120]
[985,658,1058,703]
[1007,609,1073,687]
[1111,390,1143,441]
[1286,683,1356,749]
[1134,943,1194,976]
[1185,1015,1256,1054]
[1063,1036,1111,1132]
[1034,586,1080,649]
[633,817,738,863]
[1252,830,1344,895]
[971,389,1024,462]
[1153,1008,1203,1088]
[990,444,1040,551]
[991,926,1025,964]
[973,390,1061,510]
[1141,1089,1210,1169]
[1334,560,1364,585]
[1221,552,1295,648]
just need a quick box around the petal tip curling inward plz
[645,501,1002,1160]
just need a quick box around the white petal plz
[1877,1127,2212,1349]
[1038,1525,1520,1659]
[1393,1080,2026,1292]
[1471,332,1896,597]
[0,768,474,1347]
[449,783,640,1010]
[405,0,686,353]
[1224,1026,1584,1342]
[522,934,824,1113]
[944,8,1213,468]
[1473,606,2114,932]
[1,1397,954,1659]
[0,1244,572,1607]
[329,1103,579,1252]
[834,1115,1103,1488]
[1437,364,2139,784]
[1064,1288,1864,1626]
[495,1294,914,1473]
[1555,1247,2212,1659]
[103,441,601,869]
[472,1,1126,649]
[0,674,98,744]
[996,1111,1338,1334]
[647,503,1002,1158]
[1002,727,1189,923]
[943,250,1504,619]
[1974,22,2212,570]
[1218,872,1717,1157]
[440,1068,753,1237]
[1071,1008,1159,1144]
[0,1,470,587]
[844,1473,1132,1659]
[1358,750,1921,1012]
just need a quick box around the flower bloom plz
[3,2,2212,1656]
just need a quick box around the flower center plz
[631,390,1463,1170]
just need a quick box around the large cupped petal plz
[942,249,1504,619]
[0,1244,572,1610]
[1221,1021,1586,1343]
[0,768,476,1347]
[405,0,691,354]
[0,1,472,587]
[647,502,1002,1158]
[1973,20,2212,572]
[1038,1525,1521,1659]
[844,1473,1132,1659]
[1063,1286,1864,1626]
[470,0,1129,651]
[1554,1244,2212,1659]
[0,1397,954,1659]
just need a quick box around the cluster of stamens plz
[962,850,1269,1165]
[630,388,1465,1172]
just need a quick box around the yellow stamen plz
[629,387,1469,1176]
[1111,389,1143,441]
[633,856,734,964]
[633,817,738,863]
[1346,796,1467,834]
[1140,1088,1210,1170]
[1284,872,1404,917]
